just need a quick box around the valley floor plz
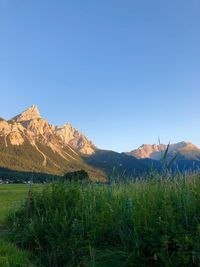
[0,184,31,223]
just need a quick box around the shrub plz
[63,170,90,183]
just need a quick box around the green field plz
[0,184,42,267]
[0,184,31,224]
[0,184,43,224]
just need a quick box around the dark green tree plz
[63,170,90,183]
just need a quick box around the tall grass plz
[7,174,200,266]
[0,184,43,267]
[0,239,37,267]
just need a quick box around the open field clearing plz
[0,184,42,267]
[0,184,42,224]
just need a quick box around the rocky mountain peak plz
[12,105,41,122]
[3,105,96,155]
[55,123,96,155]
[170,141,199,151]
[127,141,200,160]
[128,144,166,159]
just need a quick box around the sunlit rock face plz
[12,105,41,122]
[128,144,166,159]
[170,142,198,151]
[0,119,25,146]
[127,142,200,160]
[0,120,24,134]
[55,123,96,155]
[22,118,56,142]
[0,105,96,155]
[8,132,24,146]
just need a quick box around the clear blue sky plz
[0,0,200,152]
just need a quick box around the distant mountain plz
[127,144,166,160]
[84,150,160,177]
[127,142,200,161]
[0,105,105,182]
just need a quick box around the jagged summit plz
[8,105,96,155]
[128,144,166,159]
[12,105,41,122]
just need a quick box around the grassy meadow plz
[0,184,42,266]
[3,174,200,267]
[0,184,32,224]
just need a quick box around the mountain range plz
[127,142,200,161]
[0,105,200,182]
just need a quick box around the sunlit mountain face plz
[0,105,105,182]
[127,142,200,161]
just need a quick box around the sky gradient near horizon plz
[0,0,200,152]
